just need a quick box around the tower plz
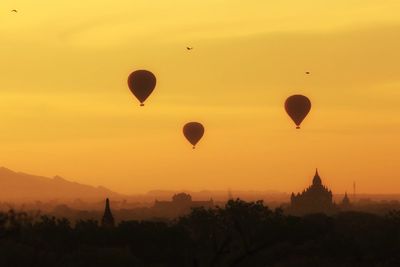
[342,192,350,205]
[101,198,115,228]
[353,181,356,200]
[312,168,322,186]
[290,168,333,215]
[341,192,351,209]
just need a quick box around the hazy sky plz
[1,1,400,194]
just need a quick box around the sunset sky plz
[1,0,400,194]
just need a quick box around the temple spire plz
[312,168,322,185]
[101,198,115,228]
[342,192,351,206]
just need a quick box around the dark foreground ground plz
[1,199,400,267]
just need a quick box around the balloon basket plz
[140,103,145,107]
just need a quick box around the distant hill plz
[0,167,123,202]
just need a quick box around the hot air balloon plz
[285,95,311,129]
[127,70,156,106]
[183,122,204,149]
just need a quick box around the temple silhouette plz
[341,192,352,210]
[101,198,115,227]
[290,169,335,214]
[154,192,214,217]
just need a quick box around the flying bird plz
[305,71,310,74]
[186,46,193,51]
[11,9,18,13]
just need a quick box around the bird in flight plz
[11,9,18,13]
[186,46,193,51]
[305,71,310,74]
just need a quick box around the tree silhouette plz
[0,199,399,266]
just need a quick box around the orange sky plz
[1,1,400,194]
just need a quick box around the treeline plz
[1,200,400,266]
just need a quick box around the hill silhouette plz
[0,167,123,202]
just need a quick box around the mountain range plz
[0,167,123,202]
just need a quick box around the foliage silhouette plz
[0,200,400,266]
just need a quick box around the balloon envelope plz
[183,122,205,148]
[128,70,156,106]
[285,95,311,129]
